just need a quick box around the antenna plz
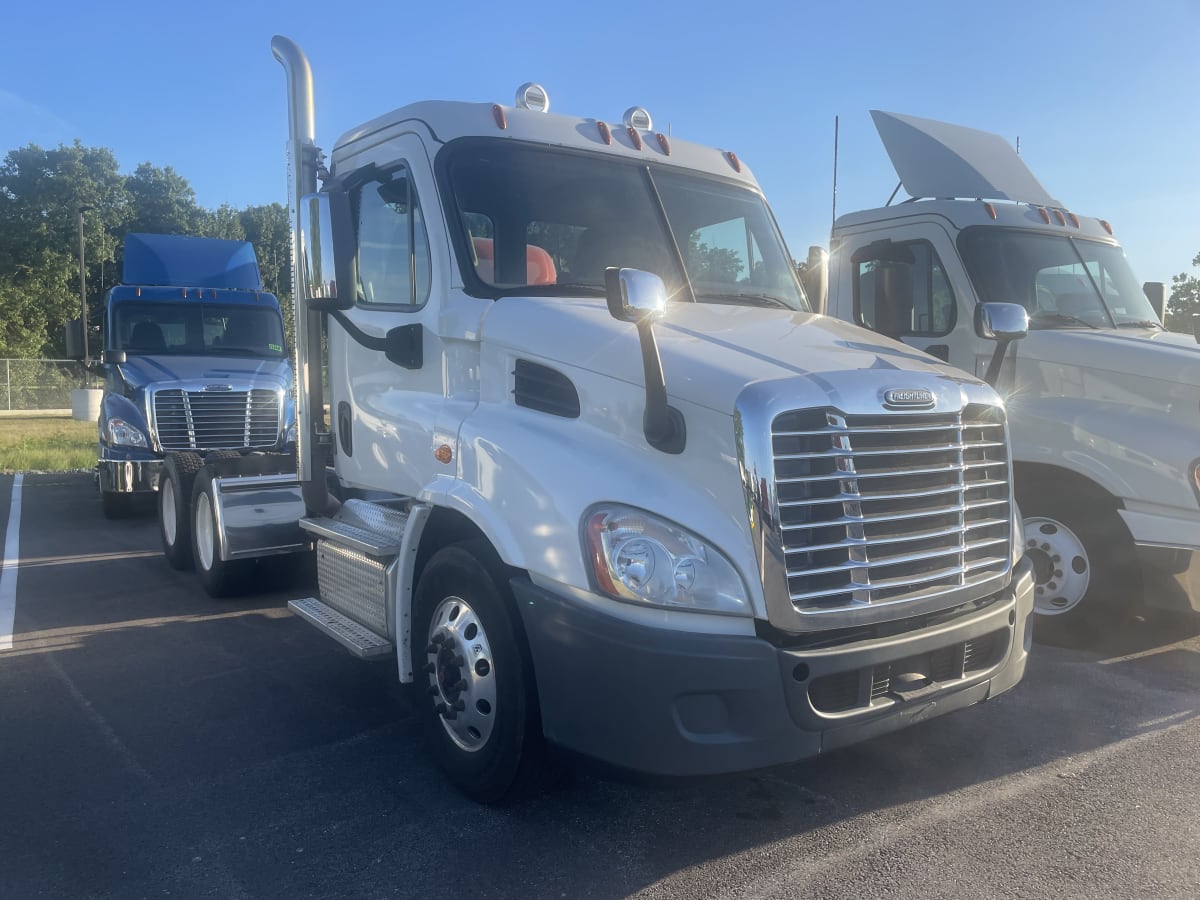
[1016,135,1021,156]
[831,115,839,232]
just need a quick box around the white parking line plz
[0,474,23,651]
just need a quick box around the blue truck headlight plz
[107,417,148,448]
[584,504,750,616]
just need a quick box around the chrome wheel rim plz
[162,478,177,546]
[425,595,496,752]
[195,492,215,571]
[1024,516,1090,616]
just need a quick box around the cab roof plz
[331,100,757,187]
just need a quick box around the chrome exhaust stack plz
[271,35,336,515]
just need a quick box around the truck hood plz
[482,297,972,414]
[1019,327,1200,387]
[117,354,293,391]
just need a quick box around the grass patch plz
[0,417,97,472]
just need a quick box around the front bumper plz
[1136,545,1200,614]
[97,458,162,494]
[514,557,1034,777]
[1120,507,1200,613]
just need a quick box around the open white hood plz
[870,110,1061,207]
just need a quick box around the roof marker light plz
[627,127,643,151]
[1067,212,1080,228]
[1100,219,1113,235]
[514,82,550,113]
[492,104,507,130]
[622,106,653,131]
[136,287,141,297]
[1053,209,1067,226]
[1036,206,1051,224]
[596,120,612,145]
[982,201,997,220]
[725,150,742,173]
[656,132,671,155]
[181,288,187,298]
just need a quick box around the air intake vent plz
[513,360,579,419]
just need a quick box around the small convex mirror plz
[975,302,1029,342]
[605,268,667,324]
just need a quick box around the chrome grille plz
[772,404,1011,617]
[153,388,281,451]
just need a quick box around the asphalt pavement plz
[1,473,1198,899]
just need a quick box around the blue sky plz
[3,0,1198,284]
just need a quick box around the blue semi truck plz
[72,233,295,519]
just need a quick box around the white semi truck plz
[159,38,1035,802]
[820,111,1200,639]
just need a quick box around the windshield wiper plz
[1030,312,1099,330]
[1115,320,1163,330]
[695,292,793,310]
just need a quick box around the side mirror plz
[975,302,1029,387]
[801,245,829,315]
[975,302,1029,342]
[604,267,667,323]
[102,349,127,365]
[1143,281,1166,321]
[299,191,355,311]
[603,267,685,454]
[64,318,84,360]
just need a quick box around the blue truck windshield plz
[112,302,286,358]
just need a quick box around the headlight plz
[584,504,750,616]
[107,417,148,448]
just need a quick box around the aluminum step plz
[299,517,400,558]
[288,597,393,659]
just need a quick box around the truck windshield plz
[959,227,1160,329]
[112,302,287,358]
[442,140,807,310]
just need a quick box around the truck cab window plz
[355,170,431,307]
[853,240,955,338]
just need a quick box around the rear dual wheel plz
[190,466,255,597]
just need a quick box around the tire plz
[412,542,550,804]
[159,453,204,570]
[1016,477,1140,646]
[100,489,134,520]
[190,466,255,598]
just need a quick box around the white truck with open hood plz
[822,111,1200,638]
[158,42,1036,802]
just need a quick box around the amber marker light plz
[983,202,997,220]
[725,151,742,173]
[585,512,619,597]
[1067,212,1080,228]
[1036,207,1051,224]
[1100,219,1114,235]
[597,121,612,145]
[434,445,453,464]
[492,104,507,130]
[627,127,643,150]
[656,133,671,155]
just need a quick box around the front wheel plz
[1017,479,1139,644]
[412,543,549,804]
[190,467,254,598]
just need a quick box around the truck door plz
[836,225,988,377]
[327,135,476,498]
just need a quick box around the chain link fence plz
[0,359,102,412]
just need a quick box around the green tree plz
[124,162,204,236]
[1165,251,1199,334]
[0,142,129,355]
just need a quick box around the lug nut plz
[452,699,466,712]
[435,702,447,715]
[431,633,446,645]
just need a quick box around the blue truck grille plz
[153,389,280,451]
